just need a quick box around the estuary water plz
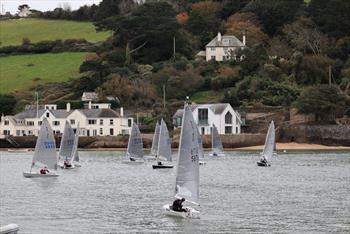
[0,151,349,233]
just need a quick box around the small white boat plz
[257,121,276,167]
[123,123,144,164]
[23,118,59,178]
[7,149,29,153]
[209,124,225,157]
[163,104,200,219]
[152,119,173,169]
[58,121,76,169]
[0,223,19,234]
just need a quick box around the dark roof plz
[172,103,230,118]
[79,109,121,118]
[14,109,72,119]
[206,35,245,47]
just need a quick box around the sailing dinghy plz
[59,121,75,169]
[198,131,206,165]
[123,123,144,164]
[163,104,200,218]
[257,121,276,167]
[145,121,160,160]
[23,118,59,178]
[152,119,173,169]
[209,124,225,156]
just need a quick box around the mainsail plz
[151,121,160,155]
[32,118,58,170]
[58,121,75,161]
[157,119,172,162]
[175,104,200,204]
[261,121,275,162]
[212,124,224,154]
[73,124,80,163]
[127,123,143,159]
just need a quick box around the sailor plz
[158,161,163,166]
[64,160,72,168]
[130,157,136,161]
[172,198,186,212]
[40,168,46,174]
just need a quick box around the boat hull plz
[122,160,144,164]
[73,163,81,167]
[23,172,59,178]
[163,204,200,219]
[0,223,19,234]
[199,161,206,165]
[257,161,271,167]
[152,164,173,169]
[209,152,225,157]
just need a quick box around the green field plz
[0,18,110,46]
[0,52,86,93]
[191,90,225,103]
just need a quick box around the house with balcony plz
[0,103,133,137]
[173,103,241,135]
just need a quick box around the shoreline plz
[1,143,349,152]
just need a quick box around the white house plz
[0,103,133,137]
[205,32,246,62]
[173,103,241,135]
[18,6,31,17]
[81,92,98,102]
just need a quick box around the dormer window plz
[46,112,49,118]
[223,39,229,46]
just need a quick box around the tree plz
[221,0,250,19]
[226,13,268,47]
[93,0,122,21]
[296,85,345,121]
[18,4,29,11]
[0,94,17,115]
[243,0,305,36]
[308,0,350,38]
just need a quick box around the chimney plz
[217,32,222,42]
[66,102,71,112]
[88,101,92,109]
[120,107,124,117]
[243,31,246,46]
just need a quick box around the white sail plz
[198,130,204,159]
[151,121,160,155]
[212,124,224,154]
[32,118,58,170]
[175,104,200,204]
[126,123,143,159]
[58,121,75,162]
[261,121,275,162]
[73,124,80,163]
[157,119,172,162]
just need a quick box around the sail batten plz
[127,123,143,159]
[157,119,172,162]
[212,125,224,154]
[32,118,58,170]
[174,104,200,204]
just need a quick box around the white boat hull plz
[7,149,29,153]
[209,152,225,157]
[23,172,59,178]
[74,162,81,167]
[163,204,200,219]
[0,223,19,234]
[199,161,206,165]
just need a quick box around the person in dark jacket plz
[172,198,187,212]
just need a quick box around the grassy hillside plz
[0,52,86,93]
[0,19,110,46]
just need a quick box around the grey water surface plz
[0,151,349,233]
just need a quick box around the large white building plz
[173,103,241,135]
[0,103,133,137]
[205,32,246,62]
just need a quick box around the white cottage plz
[205,32,246,62]
[0,103,133,137]
[173,103,241,135]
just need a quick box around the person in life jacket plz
[64,160,72,168]
[172,198,187,212]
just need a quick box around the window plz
[236,126,239,133]
[93,130,97,136]
[26,121,34,126]
[110,119,114,125]
[223,39,229,46]
[175,117,182,127]
[70,119,75,125]
[46,112,50,118]
[100,119,104,125]
[28,130,33,135]
[3,130,10,135]
[198,108,208,125]
[38,121,42,126]
[211,56,215,60]
[128,119,132,127]
[4,120,9,125]
[16,130,20,136]
[225,112,232,124]
[225,126,232,134]
[88,119,97,125]
[53,121,60,126]
[211,47,215,51]
[99,128,103,135]
[110,128,114,136]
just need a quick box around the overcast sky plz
[1,0,103,14]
